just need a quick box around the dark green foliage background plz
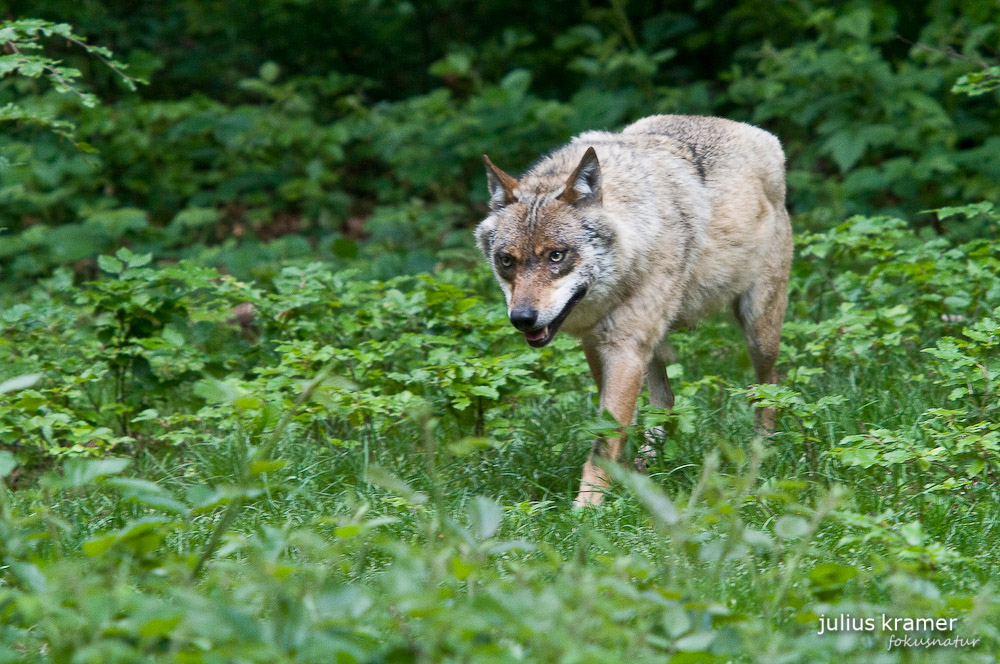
[2,0,999,284]
[1,2,1000,662]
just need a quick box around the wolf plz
[475,115,793,507]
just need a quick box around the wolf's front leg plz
[573,348,646,507]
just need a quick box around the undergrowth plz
[2,210,999,662]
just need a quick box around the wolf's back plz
[620,114,786,205]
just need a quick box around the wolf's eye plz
[549,250,565,263]
[498,254,513,267]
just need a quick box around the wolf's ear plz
[559,146,601,205]
[474,218,496,256]
[483,155,519,211]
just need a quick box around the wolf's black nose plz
[509,307,538,331]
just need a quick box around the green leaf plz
[662,603,692,638]
[139,615,183,639]
[742,528,774,551]
[0,450,17,479]
[97,254,124,274]
[468,496,503,540]
[332,237,359,259]
[334,524,361,539]
[952,66,1000,96]
[187,486,229,514]
[86,209,148,238]
[250,460,287,475]
[468,385,500,400]
[83,516,179,557]
[234,395,264,410]
[604,462,679,527]
[105,477,189,515]
[809,562,858,588]
[674,631,716,652]
[901,520,923,546]
[446,436,495,456]
[63,457,130,488]
[11,562,47,593]
[259,61,280,82]
[0,373,42,395]
[830,446,880,468]
[823,130,866,172]
[127,492,189,515]
[943,293,971,310]
[451,556,476,580]
[966,458,987,477]
[775,516,809,539]
[171,206,221,229]
[193,378,239,405]
[125,251,152,268]
[364,465,428,505]
[114,246,152,267]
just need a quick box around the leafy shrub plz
[6,2,1000,288]
[0,18,140,142]
[0,250,258,465]
[727,3,1000,225]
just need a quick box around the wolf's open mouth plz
[523,287,588,348]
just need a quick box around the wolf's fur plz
[476,115,793,507]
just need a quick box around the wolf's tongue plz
[525,326,548,342]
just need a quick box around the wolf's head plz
[475,147,615,347]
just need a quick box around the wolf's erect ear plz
[483,155,519,211]
[559,146,601,205]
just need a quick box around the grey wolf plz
[475,115,793,507]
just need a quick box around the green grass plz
[2,215,1000,662]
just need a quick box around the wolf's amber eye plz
[498,254,513,267]
[549,250,565,263]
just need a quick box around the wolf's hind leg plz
[648,343,675,410]
[734,277,789,432]
[636,345,674,471]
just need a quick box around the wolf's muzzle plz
[520,286,588,348]
[509,307,539,331]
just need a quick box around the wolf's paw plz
[634,425,665,472]
[754,406,777,434]
[572,489,605,509]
